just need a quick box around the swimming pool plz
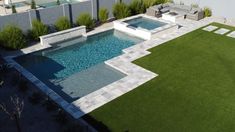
[39,0,68,7]
[6,1,29,8]
[15,30,143,103]
[39,0,78,7]
[124,17,167,30]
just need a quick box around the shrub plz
[12,5,17,13]
[30,20,48,41]
[10,73,20,86]
[164,0,173,3]
[0,25,26,49]
[99,8,109,23]
[112,2,131,19]
[143,0,156,9]
[53,109,68,124]
[204,7,212,17]
[129,0,145,15]
[0,63,11,77]
[155,0,167,5]
[76,13,95,29]
[31,0,36,9]
[18,80,28,92]
[28,92,43,105]
[43,97,58,111]
[55,17,71,31]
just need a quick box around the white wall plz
[174,0,235,19]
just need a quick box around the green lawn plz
[86,23,235,132]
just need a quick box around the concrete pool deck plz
[2,16,233,119]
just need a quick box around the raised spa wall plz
[113,15,178,40]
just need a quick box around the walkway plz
[203,25,235,38]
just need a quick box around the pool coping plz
[4,17,213,119]
[115,14,174,32]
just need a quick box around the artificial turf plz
[86,23,235,132]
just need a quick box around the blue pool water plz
[14,2,28,7]
[7,2,28,8]
[15,30,143,102]
[124,17,167,30]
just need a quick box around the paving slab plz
[214,28,230,35]
[203,25,218,32]
[227,31,235,38]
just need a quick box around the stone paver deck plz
[227,31,235,38]
[214,28,230,35]
[4,17,216,120]
[203,25,218,32]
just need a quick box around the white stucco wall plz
[174,0,235,19]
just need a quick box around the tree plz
[0,96,24,132]
[31,0,36,9]
[12,5,17,13]
[57,0,60,5]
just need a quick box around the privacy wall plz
[0,12,31,32]
[0,0,130,32]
